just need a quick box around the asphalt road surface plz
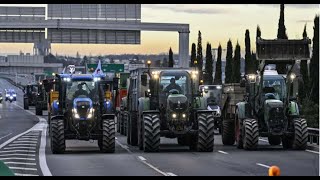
[0,78,319,176]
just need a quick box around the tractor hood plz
[167,94,188,112]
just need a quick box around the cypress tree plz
[245,29,252,74]
[214,44,222,85]
[197,31,203,82]
[204,43,213,84]
[299,24,309,99]
[168,47,174,67]
[276,4,288,74]
[232,42,241,83]
[190,43,196,67]
[309,15,319,103]
[225,40,233,83]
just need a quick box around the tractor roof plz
[58,73,106,80]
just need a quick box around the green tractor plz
[35,81,48,116]
[43,73,118,154]
[123,67,215,152]
[222,37,311,150]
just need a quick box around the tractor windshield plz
[263,75,286,100]
[158,71,192,108]
[66,80,98,102]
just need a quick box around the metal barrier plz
[308,128,319,145]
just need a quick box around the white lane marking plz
[15,173,39,176]
[256,163,271,168]
[166,172,178,176]
[138,156,147,161]
[4,162,36,166]
[8,144,37,147]
[4,147,36,150]
[138,157,169,176]
[0,154,35,157]
[0,150,36,153]
[218,150,229,154]
[0,133,12,140]
[0,115,1,119]
[259,138,269,142]
[39,117,52,176]
[306,149,319,154]
[8,166,37,171]
[0,157,35,161]
[116,140,132,153]
[17,138,38,141]
[12,141,38,144]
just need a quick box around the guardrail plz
[308,128,319,145]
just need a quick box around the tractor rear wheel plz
[292,118,308,150]
[143,113,160,152]
[50,119,65,154]
[196,113,215,152]
[100,119,115,153]
[222,119,235,145]
[242,119,259,150]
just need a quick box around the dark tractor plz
[35,81,48,115]
[23,84,39,110]
[44,73,119,154]
[123,67,215,152]
[222,37,310,150]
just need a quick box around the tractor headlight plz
[63,78,71,82]
[290,73,296,80]
[87,108,94,119]
[216,85,222,89]
[182,113,186,118]
[72,108,80,119]
[6,94,9,97]
[172,113,177,118]
[13,94,16,97]
[94,77,101,82]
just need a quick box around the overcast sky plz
[0,4,318,57]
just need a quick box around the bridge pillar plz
[178,31,190,68]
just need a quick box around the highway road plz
[0,78,319,176]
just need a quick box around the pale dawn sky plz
[0,4,318,57]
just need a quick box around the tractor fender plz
[51,100,59,115]
[236,102,249,120]
[138,97,150,113]
[102,114,115,120]
[194,97,207,110]
[51,115,64,121]
[288,101,300,116]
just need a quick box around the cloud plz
[143,4,230,15]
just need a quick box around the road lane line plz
[8,166,37,171]
[0,133,13,140]
[306,149,319,154]
[4,147,36,150]
[259,138,269,142]
[39,117,52,176]
[0,154,35,157]
[0,150,36,153]
[116,140,132,153]
[4,162,36,166]
[138,157,169,176]
[15,173,39,176]
[256,163,271,168]
[17,138,38,141]
[12,141,38,144]
[166,172,177,176]
[218,150,229,154]
[8,144,37,147]
[0,157,35,161]
[138,156,147,161]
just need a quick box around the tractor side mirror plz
[113,78,119,90]
[43,80,53,93]
[141,74,148,86]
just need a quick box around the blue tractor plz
[44,73,119,154]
